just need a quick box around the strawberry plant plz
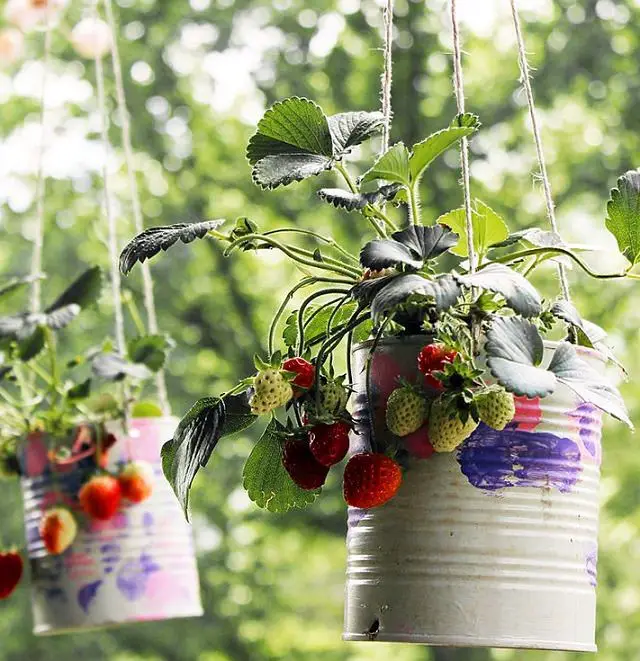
[0,266,171,448]
[0,266,172,583]
[120,97,639,515]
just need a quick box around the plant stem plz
[287,245,362,277]
[123,291,147,336]
[408,184,421,225]
[367,206,398,233]
[297,289,353,356]
[334,161,387,238]
[264,228,361,266]
[224,233,359,279]
[267,278,352,356]
[491,246,635,280]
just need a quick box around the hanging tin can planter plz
[343,337,602,651]
[21,417,203,635]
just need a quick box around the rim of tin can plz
[353,335,606,364]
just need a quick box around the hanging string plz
[508,0,571,302]
[450,0,476,274]
[380,0,394,154]
[29,20,53,314]
[94,20,131,436]
[103,0,171,414]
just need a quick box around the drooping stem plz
[287,245,362,278]
[224,233,359,279]
[490,246,637,280]
[334,162,388,238]
[264,228,361,265]
[297,288,353,356]
[267,277,352,356]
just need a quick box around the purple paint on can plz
[116,552,161,601]
[78,580,103,613]
[457,424,582,493]
[585,545,598,587]
[571,402,601,458]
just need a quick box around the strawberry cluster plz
[36,435,156,561]
[385,343,517,457]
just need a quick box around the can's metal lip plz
[341,633,597,651]
[353,335,606,364]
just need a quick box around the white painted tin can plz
[21,417,203,635]
[343,337,602,651]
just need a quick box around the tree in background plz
[0,0,639,659]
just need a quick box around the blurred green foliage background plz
[1,0,639,659]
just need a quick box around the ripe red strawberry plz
[282,440,329,490]
[39,507,78,555]
[282,357,316,393]
[309,421,351,467]
[0,551,23,599]
[79,474,122,521]
[343,453,403,509]
[119,460,154,504]
[417,344,458,390]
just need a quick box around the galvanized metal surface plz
[343,338,602,651]
[21,417,203,635]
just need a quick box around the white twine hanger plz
[509,0,572,303]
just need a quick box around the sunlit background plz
[1,0,640,659]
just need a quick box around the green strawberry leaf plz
[360,239,423,270]
[163,391,256,517]
[17,325,46,361]
[327,111,384,154]
[119,220,224,275]
[242,418,319,513]
[360,225,458,270]
[437,200,508,259]
[127,334,173,372]
[370,274,460,322]
[485,316,557,398]
[548,342,631,427]
[247,98,334,189]
[361,142,411,186]
[0,305,80,340]
[606,170,640,265]
[456,264,542,318]
[66,378,92,401]
[46,266,103,312]
[91,352,154,382]
[409,114,480,184]
[318,188,369,211]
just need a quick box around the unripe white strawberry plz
[250,369,293,415]
[318,380,349,414]
[428,398,478,453]
[385,386,428,437]
[475,389,516,431]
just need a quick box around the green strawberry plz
[428,397,478,453]
[386,386,428,437]
[319,379,349,414]
[250,369,293,415]
[475,389,516,431]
